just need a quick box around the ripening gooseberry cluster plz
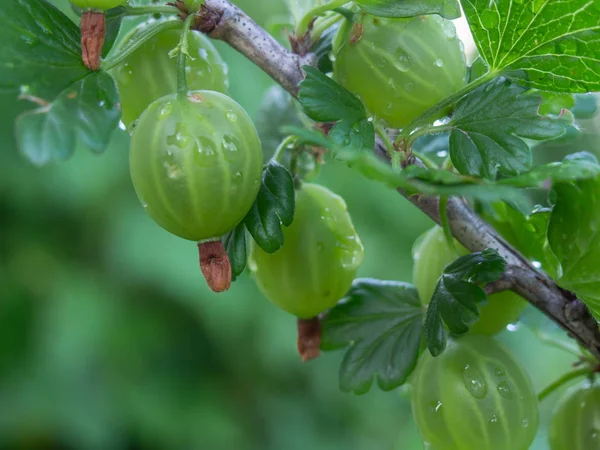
[72,3,593,449]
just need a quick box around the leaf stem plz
[296,0,349,35]
[177,14,197,96]
[411,151,439,169]
[272,135,298,164]
[396,72,497,145]
[439,197,458,256]
[374,122,395,158]
[311,12,344,41]
[407,124,453,149]
[538,367,593,402]
[122,4,180,16]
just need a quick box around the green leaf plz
[298,66,366,122]
[548,174,600,321]
[103,6,127,58]
[538,91,575,116]
[321,278,423,395]
[354,0,461,19]
[462,0,600,92]
[283,126,526,203]
[424,294,446,356]
[424,250,506,355]
[223,223,247,280]
[329,118,375,152]
[244,162,295,254]
[448,78,572,179]
[468,56,489,83]
[15,71,121,166]
[0,0,87,99]
[481,202,559,278]
[312,23,339,74]
[496,157,600,188]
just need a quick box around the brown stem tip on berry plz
[297,317,322,362]
[198,240,232,292]
[81,11,105,71]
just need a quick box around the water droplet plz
[442,20,457,39]
[405,82,414,92]
[388,77,397,89]
[494,367,505,377]
[118,64,134,86]
[463,364,488,399]
[428,401,443,414]
[521,419,529,428]
[435,58,444,68]
[194,137,219,167]
[226,111,238,122]
[396,54,412,71]
[506,323,520,332]
[489,414,499,423]
[118,121,127,131]
[232,171,243,186]
[436,150,448,158]
[159,103,173,119]
[222,135,240,161]
[497,381,513,399]
[166,122,192,149]
[590,428,599,441]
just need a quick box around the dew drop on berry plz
[463,364,488,399]
[193,137,218,167]
[497,381,514,399]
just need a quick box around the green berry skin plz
[412,335,539,450]
[129,91,262,242]
[413,226,527,335]
[70,0,124,9]
[549,382,600,450]
[249,183,364,319]
[112,24,228,129]
[333,14,466,128]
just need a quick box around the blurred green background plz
[1,1,599,449]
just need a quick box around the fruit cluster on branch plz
[192,0,600,360]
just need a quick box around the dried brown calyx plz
[297,317,322,362]
[198,240,232,292]
[80,11,105,71]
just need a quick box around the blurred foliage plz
[1,1,599,449]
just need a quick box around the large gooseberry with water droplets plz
[112,21,228,129]
[249,183,364,318]
[70,0,124,9]
[549,381,600,450]
[129,90,263,241]
[413,226,527,335]
[412,334,539,450]
[332,14,466,128]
